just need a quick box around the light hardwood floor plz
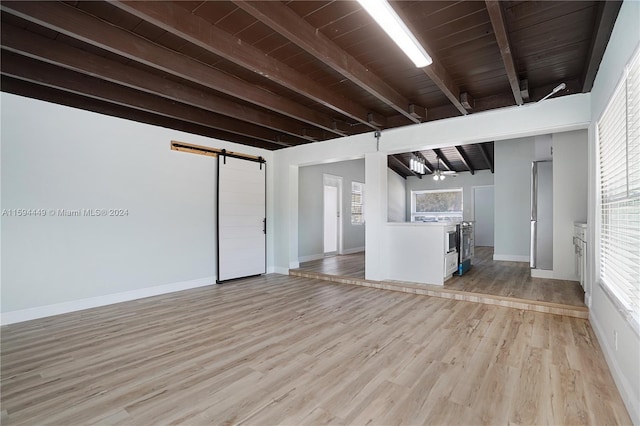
[298,253,366,279]
[297,247,585,307]
[1,274,630,425]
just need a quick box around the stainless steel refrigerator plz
[530,161,553,270]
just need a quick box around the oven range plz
[457,222,474,276]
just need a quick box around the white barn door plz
[217,153,266,283]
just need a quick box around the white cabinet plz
[384,222,460,286]
[444,251,458,279]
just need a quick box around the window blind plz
[351,182,364,225]
[598,49,640,327]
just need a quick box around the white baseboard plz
[551,272,580,281]
[298,254,323,263]
[590,311,640,426]
[493,254,529,262]
[531,269,555,279]
[273,267,289,275]
[1,276,215,326]
[343,246,365,255]
[531,269,580,281]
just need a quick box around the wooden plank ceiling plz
[0,0,621,172]
[389,142,495,180]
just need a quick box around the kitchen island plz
[383,222,459,286]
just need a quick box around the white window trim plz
[410,188,463,222]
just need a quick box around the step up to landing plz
[289,269,589,319]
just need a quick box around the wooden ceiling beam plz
[386,90,524,128]
[520,79,530,102]
[422,158,435,174]
[232,0,420,124]
[388,163,408,180]
[422,62,469,115]
[386,105,459,127]
[412,151,433,174]
[1,76,283,150]
[531,78,581,102]
[473,91,520,111]
[485,0,523,106]
[460,93,474,111]
[0,23,318,143]
[455,146,475,175]
[0,1,346,137]
[581,0,623,92]
[392,6,469,116]
[109,1,381,131]
[433,148,455,172]
[389,155,420,179]
[408,104,427,121]
[0,50,299,147]
[479,143,494,173]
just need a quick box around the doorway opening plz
[323,174,343,256]
[473,185,495,247]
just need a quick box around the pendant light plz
[410,153,426,175]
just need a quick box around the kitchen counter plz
[382,222,458,286]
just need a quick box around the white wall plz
[473,186,495,246]
[365,151,388,281]
[405,169,494,221]
[587,1,640,423]
[298,159,365,260]
[272,134,374,271]
[272,94,589,282]
[387,168,407,222]
[493,131,589,273]
[534,134,553,160]
[378,95,590,154]
[494,137,535,262]
[1,93,273,323]
[552,130,588,280]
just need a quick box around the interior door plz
[323,185,338,254]
[473,186,495,247]
[217,154,266,283]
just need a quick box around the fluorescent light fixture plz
[357,0,432,68]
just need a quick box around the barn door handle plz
[263,218,266,234]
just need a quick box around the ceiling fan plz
[432,157,457,181]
